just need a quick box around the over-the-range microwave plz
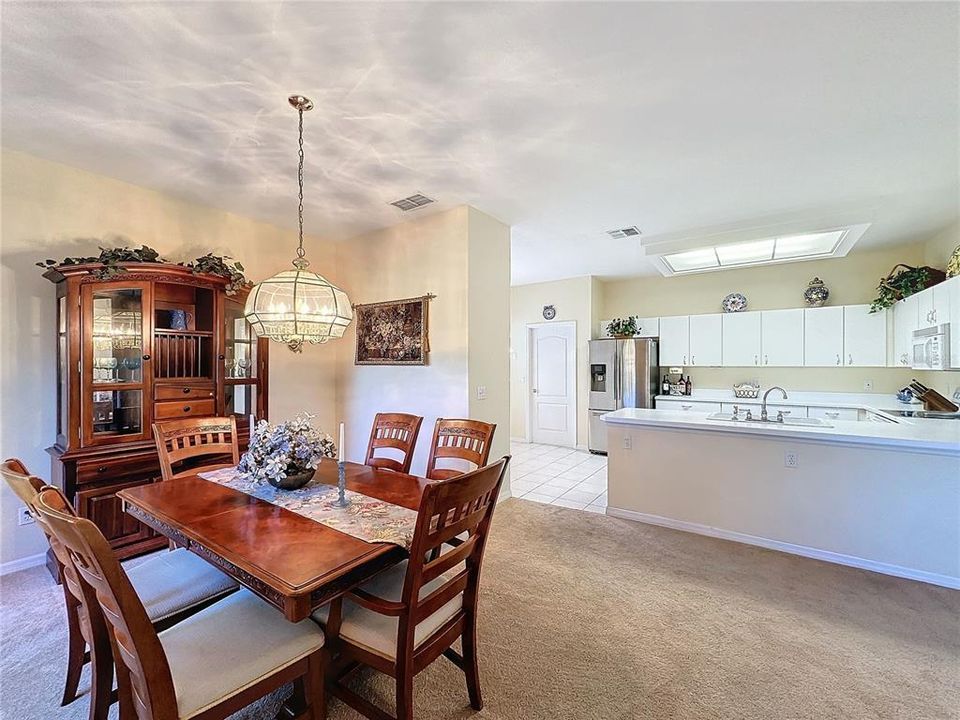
[912,323,951,370]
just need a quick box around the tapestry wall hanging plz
[353,294,433,365]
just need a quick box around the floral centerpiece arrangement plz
[238,413,337,490]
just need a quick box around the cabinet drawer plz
[77,454,160,484]
[656,399,723,413]
[808,406,859,421]
[154,398,215,420]
[155,383,215,401]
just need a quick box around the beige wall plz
[510,276,593,446]
[0,150,340,568]
[601,242,932,394]
[334,206,512,492]
[466,208,512,474]
[924,221,959,270]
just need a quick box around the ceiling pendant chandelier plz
[244,95,352,353]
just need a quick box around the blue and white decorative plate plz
[721,292,748,313]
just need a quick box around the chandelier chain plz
[296,106,305,259]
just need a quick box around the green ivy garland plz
[36,245,251,296]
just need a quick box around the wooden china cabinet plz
[44,262,268,577]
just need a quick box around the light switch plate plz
[623,435,632,450]
[476,385,487,400]
[17,507,34,526]
[863,380,873,391]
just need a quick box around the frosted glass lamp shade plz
[244,264,352,352]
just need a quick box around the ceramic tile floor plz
[508,441,607,513]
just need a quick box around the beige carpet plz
[1,499,958,720]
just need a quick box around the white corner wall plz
[334,205,511,490]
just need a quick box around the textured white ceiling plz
[2,2,957,285]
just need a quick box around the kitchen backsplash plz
[677,367,958,396]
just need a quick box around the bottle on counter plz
[685,375,693,395]
[661,375,670,395]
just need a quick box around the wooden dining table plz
[117,458,432,622]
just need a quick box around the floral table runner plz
[197,467,418,549]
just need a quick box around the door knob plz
[532,389,538,394]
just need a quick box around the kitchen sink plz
[705,413,833,428]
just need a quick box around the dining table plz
[117,458,433,622]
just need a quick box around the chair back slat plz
[424,419,496,481]
[36,489,178,720]
[364,413,423,474]
[396,457,509,656]
[153,416,240,481]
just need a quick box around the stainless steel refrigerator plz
[588,338,659,454]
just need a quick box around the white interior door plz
[529,323,577,447]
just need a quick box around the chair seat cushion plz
[160,588,325,719]
[312,560,462,661]
[127,548,238,623]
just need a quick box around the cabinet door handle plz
[683,355,687,365]
[691,355,696,365]
[97,465,107,473]
[182,387,191,394]
[848,353,853,365]
[681,404,692,410]
[836,354,840,365]
[826,411,840,418]
[183,406,191,413]
[142,354,151,361]
[754,354,758,365]
[764,354,769,365]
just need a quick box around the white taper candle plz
[338,422,345,462]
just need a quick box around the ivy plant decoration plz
[36,245,165,280]
[182,253,251,296]
[869,265,937,313]
[37,245,251,295]
[606,316,639,337]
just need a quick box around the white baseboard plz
[605,506,960,590]
[0,551,47,577]
[509,436,528,444]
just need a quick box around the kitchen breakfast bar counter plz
[603,408,960,589]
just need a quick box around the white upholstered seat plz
[126,548,238,623]
[159,588,325,719]
[311,560,462,660]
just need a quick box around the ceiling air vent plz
[390,194,435,211]
[606,226,641,240]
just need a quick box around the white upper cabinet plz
[916,283,952,330]
[949,277,960,368]
[634,316,660,338]
[659,315,690,366]
[761,309,804,366]
[688,314,722,367]
[892,294,918,368]
[843,304,887,367]
[803,306,844,367]
[722,311,761,367]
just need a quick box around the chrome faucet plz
[761,386,788,421]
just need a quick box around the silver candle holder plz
[336,461,348,507]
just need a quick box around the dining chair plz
[1,459,238,720]
[153,416,240,481]
[424,419,497,481]
[35,487,328,720]
[364,413,424,474]
[313,456,510,720]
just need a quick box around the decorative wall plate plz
[947,244,960,278]
[721,292,748,313]
[542,305,556,320]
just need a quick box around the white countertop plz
[603,407,960,456]
[654,389,922,414]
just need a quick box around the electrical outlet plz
[784,451,799,469]
[863,380,873,391]
[623,435,632,450]
[476,385,487,400]
[17,507,35,526]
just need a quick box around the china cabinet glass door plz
[81,282,153,445]
[223,298,263,430]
